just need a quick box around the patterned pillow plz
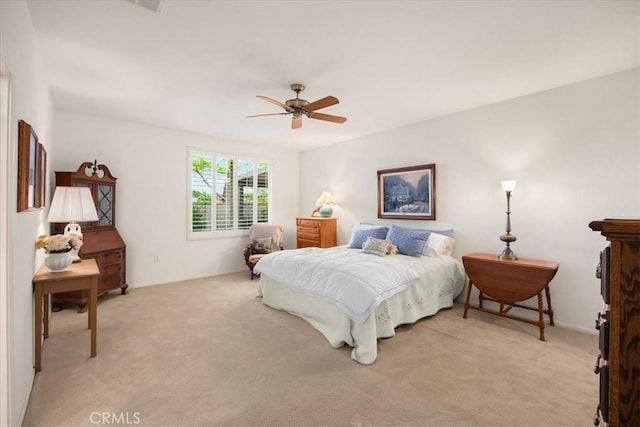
[386,224,430,257]
[348,226,389,249]
[362,237,395,256]
[252,237,273,254]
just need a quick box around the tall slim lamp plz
[47,186,99,262]
[499,180,517,260]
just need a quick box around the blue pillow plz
[348,226,389,249]
[386,224,430,257]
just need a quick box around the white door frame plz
[0,60,13,427]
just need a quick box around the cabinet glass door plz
[98,184,113,226]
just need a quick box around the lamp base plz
[69,248,82,263]
[498,246,518,260]
[319,205,333,218]
[65,222,83,262]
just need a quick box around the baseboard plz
[16,369,34,427]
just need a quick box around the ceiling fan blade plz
[307,112,347,124]
[292,115,303,129]
[247,112,290,118]
[304,96,339,112]
[257,95,293,111]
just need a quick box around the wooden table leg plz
[545,285,555,326]
[43,293,50,339]
[34,285,42,373]
[537,292,545,341]
[89,278,97,357]
[463,281,474,319]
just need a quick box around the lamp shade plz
[501,180,517,192]
[47,187,99,223]
[315,191,336,206]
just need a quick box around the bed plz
[254,224,467,364]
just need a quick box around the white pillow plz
[425,232,455,256]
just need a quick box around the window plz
[189,149,271,238]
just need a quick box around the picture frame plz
[17,119,45,211]
[36,143,47,208]
[377,163,436,220]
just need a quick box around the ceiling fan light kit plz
[248,83,347,129]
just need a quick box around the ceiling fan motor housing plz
[285,98,309,109]
[287,84,308,110]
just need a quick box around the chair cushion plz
[248,253,268,264]
[252,237,273,254]
[248,224,283,252]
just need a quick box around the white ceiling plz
[26,0,639,151]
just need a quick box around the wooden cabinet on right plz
[296,217,337,248]
[589,218,640,427]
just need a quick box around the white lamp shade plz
[315,191,336,206]
[47,187,99,223]
[501,180,517,192]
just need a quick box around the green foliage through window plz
[190,151,271,234]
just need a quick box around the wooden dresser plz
[53,161,127,312]
[296,217,337,248]
[589,218,639,427]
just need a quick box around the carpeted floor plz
[23,272,598,427]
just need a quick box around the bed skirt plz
[258,271,463,364]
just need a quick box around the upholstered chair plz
[244,224,284,279]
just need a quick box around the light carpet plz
[23,272,598,427]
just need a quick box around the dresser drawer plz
[297,228,319,239]
[297,218,319,228]
[100,270,124,289]
[297,239,319,248]
[94,250,123,265]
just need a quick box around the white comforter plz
[256,247,467,364]
[253,247,420,322]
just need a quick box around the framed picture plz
[36,143,47,208]
[377,163,436,220]
[17,119,44,211]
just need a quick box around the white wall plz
[53,111,300,287]
[299,69,639,333]
[0,1,56,425]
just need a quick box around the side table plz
[462,252,559,341]
[32,258,100,372]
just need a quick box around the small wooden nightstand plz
[462,252,559,341]
[32,259,100,372]
[296,217,337,248]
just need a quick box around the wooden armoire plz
[53,161,127,312]
[589,218,640,427]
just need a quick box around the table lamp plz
[499,180,518,260]
[312,191,336,218]
[47,186,99,262]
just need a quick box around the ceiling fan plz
[247,84,347,129]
